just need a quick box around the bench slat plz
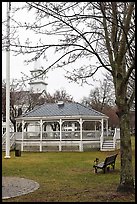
[93,162,104,168]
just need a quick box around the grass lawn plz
[2,137,135,202]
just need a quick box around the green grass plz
[2,137,135,202]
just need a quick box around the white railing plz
[2,132,6,145]
[2,132,16,148]
[82,130,101,139]
[100,131,104,151]
[14,130,108,152]
[15,132,22,139]
[113,128,116,148]
[10,133,16,148]
[13,129,120,151]
[15,130,101,141]
[24,132,40,139]
[43,131,60,139]
[113,128,120,149]
[43,131,81,140]
[62,131,80,140]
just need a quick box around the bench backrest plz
[104,154,118,166]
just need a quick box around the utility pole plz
[5,2,11,158]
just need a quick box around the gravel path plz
[2,176,40,200]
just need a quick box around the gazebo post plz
[40,119,43,152]
[21,120,24,151]
[100,119,104,150]
[106,119,108,137]
[59,119,62,151]
[15,122,17,134]
[95,121,97,137]
[79,118,83,152]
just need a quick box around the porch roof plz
[16,102,109,120]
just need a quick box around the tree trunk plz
[116,106,135,193]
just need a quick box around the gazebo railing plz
[16,130,101,141]
[42,131,60,139]
[62,131,80,140]
[82,130,101,139]
[14,129,118,152]
[23,132,40,139]
[42,131,81,140]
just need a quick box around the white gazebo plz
[14,101,113,152]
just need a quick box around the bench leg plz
[111,163,115,170]
[103,167,106,173]
[94,167,97,173]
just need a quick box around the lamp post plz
[5,2,11,158]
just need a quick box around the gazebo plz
[15,101,109,152]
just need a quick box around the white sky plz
[2,2,106,102]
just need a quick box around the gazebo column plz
[106,119,108,137]
[95,121,97,137]
[21,120,24,151]
[100,119,104,150]
[59,119,62,151]
[16,122,18,133]
[40,119,43,152]
[79,118,83,152]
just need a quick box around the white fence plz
[2,129,120,152]
[15,130,101,140]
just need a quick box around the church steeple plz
[29,58,48,93]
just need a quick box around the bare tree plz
[2,78,45,131]
[83,73,115,111]
[81,74,119,129]
[2,77,73,131]
[2,79,26,131]
[2,2,135,193]
[51,89,74,103]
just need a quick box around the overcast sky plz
[2,51,104,102]
[2,2,106,102]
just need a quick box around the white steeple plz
[29,58,48,93]
[33,57,41,70]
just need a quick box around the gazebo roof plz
[17,102,108,119]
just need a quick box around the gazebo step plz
[101,140,115,151]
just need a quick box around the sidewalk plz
[2,176,39,200]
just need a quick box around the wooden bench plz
[93,153,118,173]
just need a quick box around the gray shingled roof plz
[19,102,108,118]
